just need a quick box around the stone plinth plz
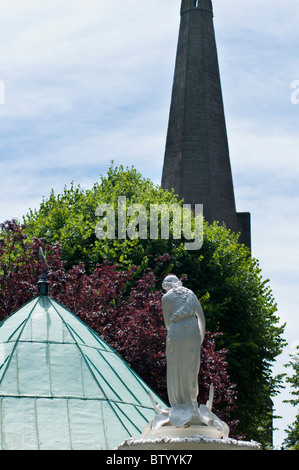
[116,434,262,451]
[116,423,262,451]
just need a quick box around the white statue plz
[143,275,229,439]
[162,275,205,425]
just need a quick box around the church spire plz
[162,0,250,247]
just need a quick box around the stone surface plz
[161,0,251,248]
[149,423,223,439]
[116,435,262,451]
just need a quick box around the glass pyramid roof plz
[0,296,165,450]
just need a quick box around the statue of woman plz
[142,275,229,437]
[162,275,206,427]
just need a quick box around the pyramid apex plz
[37,268,50,296]
[37,247,50,296]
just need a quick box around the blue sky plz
[0,0,299,447]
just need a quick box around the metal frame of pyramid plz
[0,294,166,450]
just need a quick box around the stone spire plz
[161,0,251,247]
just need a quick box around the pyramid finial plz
[37,247,49,296]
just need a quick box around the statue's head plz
[162,275,183,292]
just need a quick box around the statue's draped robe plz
[162,287,205,426]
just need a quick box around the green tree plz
[283,346,299,449]
[22,164,286,445]
[24,164,180,272]
[171,222,285,444]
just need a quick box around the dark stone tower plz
[161,0,251,248]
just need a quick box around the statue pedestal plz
[116,425,262,451]
[117,277,262,452]
[150,423,223,439]
[116,390,262,451]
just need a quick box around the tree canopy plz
[1,164,286,445]
[283,346,299,449]
[24,164,180,272]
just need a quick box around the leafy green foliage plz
[187,223,286,443]
[283,346,299,449]
[24,164,179,271]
